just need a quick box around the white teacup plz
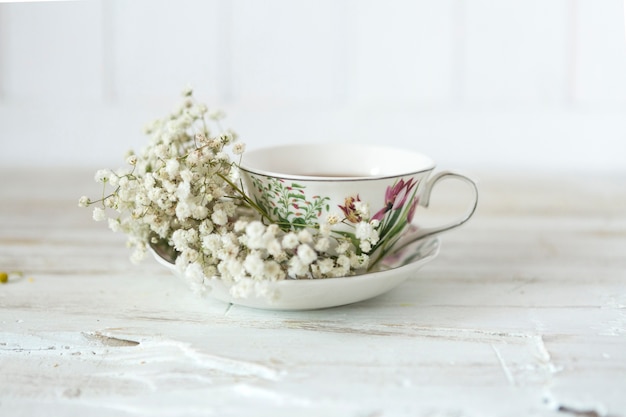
[239,144,478,264]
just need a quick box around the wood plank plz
[1,168,625,416]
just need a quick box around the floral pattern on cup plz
[249,175,331,229]
[250,173,421,267]
[339,178,420,263]
[372,178,418,222]
[338,195,364,223]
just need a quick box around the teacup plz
[239,144,478,265]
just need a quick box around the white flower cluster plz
[80,88,370,299]
[355,220,380,253]
[175,218,368,297]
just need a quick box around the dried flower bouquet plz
[80,88,391,297]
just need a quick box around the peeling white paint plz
[1,169,625,416]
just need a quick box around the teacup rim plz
[238,143,436,182]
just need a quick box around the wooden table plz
[1,168,625,416]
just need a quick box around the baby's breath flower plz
[165,159,180,179]
[203,234,222,254]
[234,219,248,233]
[224,258,245,281]
[195,133,208,144]
[288,256,308,278]
[171,229,187,251]
[179,112,193,127]
[154,144,169,159]
[297,229,313,244]
[81,89,374,298]
[297,244,317,265]
[229,166,240,182]
[109,174,120,187]
[220,132,233,144]
[266,224,280,236]
[175,200,192,221]
[333,255,351,277]
[355,222,377,242]
[215,151,229,162]
[226,129,238,141]
[130,247,146,264]
[359,240,372,253]
[232,142,245,155]
[208,109,226,121]
[273,251,288,263]
[182,85,193,97]
[316,258,335,275]
[319,222,332,237]
[282,232,299,250]
[176,181,191,199]
[211,209,228,226]
[314,237,331,253]
[266,239,283,257]
[178,170,192,184]
[264,260,285,281]
[182,248,199,264]
[354,201,370,219]
[244,251,265,279]
[246,221,265,238]
[92,207,106,221]
[108,218,121,232]
[127,155,138,166]
[336,240,351,255]
[208,138,222,149]
[351,253,369,269]
[94,169,110,183]
[78,196,90,207]
[183,263,210,295]
[192,205,209,220]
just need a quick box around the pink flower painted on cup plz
[372,178,417,221]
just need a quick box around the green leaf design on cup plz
[250,175,331,230]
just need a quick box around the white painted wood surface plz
[1,168,625,416]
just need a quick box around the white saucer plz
[151,238,440,311]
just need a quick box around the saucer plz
[151,238,440,311]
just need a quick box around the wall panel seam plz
[217,0,233,103]
[102,0,116,103]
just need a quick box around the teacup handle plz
[397,171,478,248]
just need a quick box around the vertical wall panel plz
[353,0,456,105]
[1,1,103,102]
[111,0,221,102]
[573,0,626,105]
[230,0,340,103]
[464,0,569,105]
[1,0,626,171]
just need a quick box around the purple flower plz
[372,178,417,221]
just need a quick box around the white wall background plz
[0,0,625,173]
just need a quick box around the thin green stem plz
[216,172,272,224]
